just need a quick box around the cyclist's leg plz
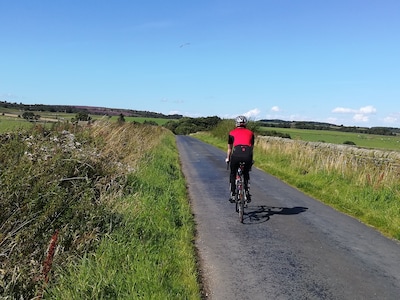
[243,157,252,201]
[242,157,251,188]
[244,172,250,190]
[229,157,239,198]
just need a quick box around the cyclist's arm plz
[226,134,234,162]
[226,143,233,162]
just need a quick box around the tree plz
[117,113,125,123]
[75,112,91,121]
[143,120,158,126]
[22,112,35,120]
[163,116,222,135]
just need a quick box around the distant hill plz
[0,101,182,119]
[73,105,182,119]
[258,119,400,136]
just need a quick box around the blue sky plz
[1,0,399,127]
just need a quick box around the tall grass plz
[47,133,200,299]
[196,120,400,240]
[0,121,200,299]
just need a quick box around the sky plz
[1,0,400,127]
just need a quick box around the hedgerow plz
[0,121,164,299]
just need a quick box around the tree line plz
[259,119,399,136]
[0,101,182,119]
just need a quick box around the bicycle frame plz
[235,162,247,223]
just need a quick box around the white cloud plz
[332,105,376,123]
[243,108,261,119]
[353,113,369,122]
[359,105,376,114]
[271,106,280,112]
[168,110,181,115]
[332,107,356,113]
[332,105,377,115]
[383,115,399,124]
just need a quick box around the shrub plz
[164,116,222,134]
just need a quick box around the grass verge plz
[0,122,200,299]
[46,133,200,299]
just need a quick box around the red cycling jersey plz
[228,127,254,147]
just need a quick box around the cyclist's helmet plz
[235,115,248,127]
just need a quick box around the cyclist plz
[225,115,255,203]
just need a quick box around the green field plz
[0,117,40,131]
[260,127,400,151]
[0,110,173,132]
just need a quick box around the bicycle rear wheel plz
[238,190,244,223]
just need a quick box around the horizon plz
[1,1,399,128]
[2,100,399,129]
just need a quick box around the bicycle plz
[227,161,248,223]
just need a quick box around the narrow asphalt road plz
[176,135,400,300]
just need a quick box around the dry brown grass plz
[257,136,400,188]
[89,120,167,171]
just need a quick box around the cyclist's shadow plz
[244,205,308,224]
